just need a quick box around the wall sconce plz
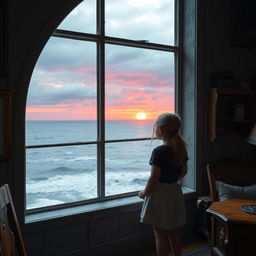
[248,124,256,145]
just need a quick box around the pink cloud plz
[26,101,97,120]
[41,66,96,76]
[105,72,174,88]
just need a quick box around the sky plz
[26,0,176,121]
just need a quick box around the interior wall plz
[181,0,197,190]
[200,0,256,195]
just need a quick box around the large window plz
[26,0,179,211]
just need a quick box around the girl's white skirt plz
[140,182,186,230]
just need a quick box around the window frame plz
[25,0,181,214]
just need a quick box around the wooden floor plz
[129,236,209,256]
[182,236,209,254]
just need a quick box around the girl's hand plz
[138,190,147,199]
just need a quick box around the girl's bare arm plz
[138,165,160,199]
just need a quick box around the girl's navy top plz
[149,145,187,184]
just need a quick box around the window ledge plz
[25,186,195,224]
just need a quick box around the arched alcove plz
[23,0,179,213]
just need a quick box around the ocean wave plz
[51,166,74,172]
[37,167,95,177]
[133,178,147,185]
[27,156,66,163]
[67,156,96,161]
[30,177,48,182]
[27,198,65,209]
[26,171,149,209]
[64,151,73,155]
[27,155,97,163]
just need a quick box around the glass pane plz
[106,120,154,140]
[26,145,97,210]
[105,0,175,45]
[26,121,97,146]
[58,0,96,34]
[105,44,175,140]
[105,140,161,196]
[26,37,97,144]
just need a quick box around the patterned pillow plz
[215,181,256,201]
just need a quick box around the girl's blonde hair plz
[154,112,187,166]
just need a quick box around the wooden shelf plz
[208,88,256,142]
[214,88,256,95]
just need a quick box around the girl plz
[138,112,188,256]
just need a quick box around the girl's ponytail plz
[171,133,187,166]
[155,113,187,166]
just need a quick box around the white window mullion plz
[97,0,106,200]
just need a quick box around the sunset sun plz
[136,112,147,120]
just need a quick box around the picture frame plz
[0,91,11,160]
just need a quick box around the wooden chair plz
[0,184,27,256]
[206,158,256,203]
[206,159,256,256]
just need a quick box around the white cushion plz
[215,181,256,201]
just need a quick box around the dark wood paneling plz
[62,222,89,252]
[119,211,151,237]
[24,232,44,256]
[43,228,63,256]
[89,216,119,245]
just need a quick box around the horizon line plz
[25,119,155,121]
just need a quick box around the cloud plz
[27,79,96,105]
[105,45,175,78]
[37,37,96,71]
[58,0,96,34]
[106,72,173,88]
[26,0,176,120]
[105,0,175,44]
[57,0,175,45]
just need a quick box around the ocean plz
[25,120,161,210]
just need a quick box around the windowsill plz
[25,186,195,224]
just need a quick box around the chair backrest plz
[206,159,256,202]
[0,184,27,256]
